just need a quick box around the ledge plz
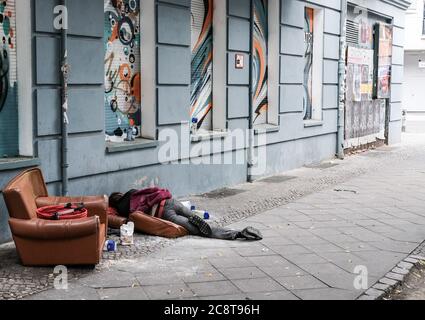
[254,124,280,135]
[304,120,324,128]
[191,130,228,143]
[0,157,40,172]
[106,138,159,154]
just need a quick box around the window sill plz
[254,124,280,135]
[304,120,324,128]
[106,138,159,154]
[0,157,40,172]
[191,130,228,143]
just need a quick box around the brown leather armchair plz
[3,168,108,266]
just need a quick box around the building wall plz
[0,0,409,244]
[405,0,425,50]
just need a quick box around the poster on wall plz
[104,0,141,134]
[359,17,373,49]
[346,46,374,102]
[191,0,213,130]
[374,22,393,99]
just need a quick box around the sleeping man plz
[109,188,263,241]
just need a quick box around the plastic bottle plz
[191,118,198,135]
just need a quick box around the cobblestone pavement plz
[382,241,425,300]
[2,133,425,300]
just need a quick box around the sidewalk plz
[17,134,425,300]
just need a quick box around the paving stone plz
[404,257,419,264]
[410,255,425,261]
[385,272,404,282]
[25,283,100,300]
[187,281,240,297]
[246,290,299,300]
[143,283,195,300]
[232,277,285,293]
[219,267,268,280]
[357,294,377,300]
[98,287,149,300]
[379,277,398,286]
[77,270,138,289]
[391,267,409,275]
[270,244,312,256]
[293,288,359,300]
[247,255,290,268]
[365,288,384,298]
[275,275,328,290]
[209,257,255,269]
[283,253,328,265]
[259,264,306,278]
[372,283,391,292]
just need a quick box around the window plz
[423,2,425,35]
[0,0,18,158]
[252,0,279,128]
[252,0,268,126]
[104,0,141,139]
[190,0,213,131]
[303,6,324,121]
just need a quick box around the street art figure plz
[190,0,213,130]
[252,0,268,125]
[104,0,141,133]
[303,7,314,121]
[0,1,14,114]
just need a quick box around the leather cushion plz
[9,217,99,240]
[129,211,188,238]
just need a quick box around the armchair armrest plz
[9,217,99,241]
[35,195,108,228]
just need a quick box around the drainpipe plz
[247,0,255,183]
[60,0,69,196]
[337,0,347,160]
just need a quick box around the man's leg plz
[162,209,201,236]
[210,226,240,240]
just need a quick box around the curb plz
[357,255,425,300]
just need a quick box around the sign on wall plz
[104,0,141,134]
[252,0,268,125]
[191,0,213,131]
[0,0,18,157]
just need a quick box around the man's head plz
[109,192,124,209]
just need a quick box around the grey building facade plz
[0,0,411,244]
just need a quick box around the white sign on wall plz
[418,60,425,68]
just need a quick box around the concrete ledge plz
[254,124,280,135]
[0,158,40,172]
[106,139,159,153]
[304,120,324,128]
[191,130,228,143]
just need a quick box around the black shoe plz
[188,215,212,237]
[239,227,263,241]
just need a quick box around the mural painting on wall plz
[0,0,18,157]
[104,0,141,134]
[252,0,268,125]
[303,7,314,120]
[191,0,213,131]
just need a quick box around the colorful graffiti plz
[252,0,268,125]
[104,0,141,133]
[0,0,18,157]
[190,0,213,130]
[0,0,14,114]
[303,7,314,120]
